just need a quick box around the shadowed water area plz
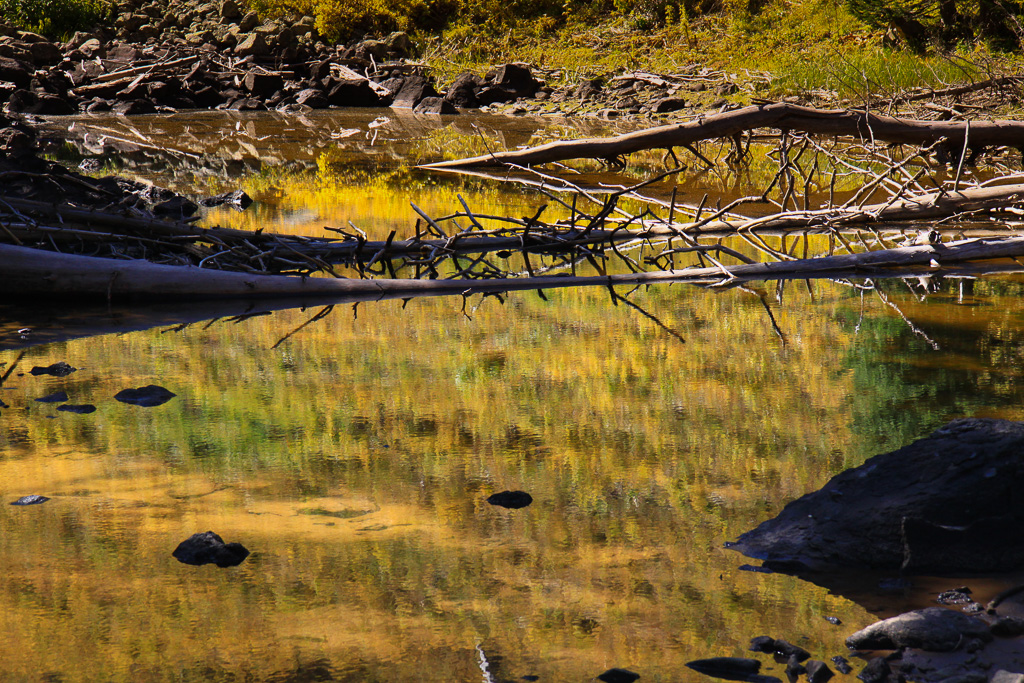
[3,110,1024,682]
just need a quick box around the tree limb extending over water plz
[421,102,1024,170]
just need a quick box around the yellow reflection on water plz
[8,112,1024,682]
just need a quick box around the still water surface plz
[2,111,1024,682]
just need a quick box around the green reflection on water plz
[3,112,1023,682]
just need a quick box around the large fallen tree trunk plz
[6,237,1024,302]
[421,102,1024,169]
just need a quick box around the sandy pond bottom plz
[3,111,1024,681]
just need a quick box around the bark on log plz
[6,237,1024,303]
[421,103,1024,169]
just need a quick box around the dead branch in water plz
[421,102,1024,170]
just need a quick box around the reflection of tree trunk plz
[8,235,1024,302]
[423,103,1024,170]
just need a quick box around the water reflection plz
[4,112,1024,682]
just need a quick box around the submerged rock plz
[35,390,68,403]
[486,490,533,509]
[846,607,991,652]
[172,531,249,568]
[30,362,77,377]
[57,404,96,414]
[11,495,49,505]
[115,385,176,407]
[729,419,1024,574]
[597,668,641,683]
[687,658,780,683]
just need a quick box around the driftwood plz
[421,102,1024,170]
[6,237,1024,302]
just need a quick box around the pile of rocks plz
[0,0,555,120]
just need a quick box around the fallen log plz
[6,236,1024,302]
[421,102,1024,169]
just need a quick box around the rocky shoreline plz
[0,0,749,122]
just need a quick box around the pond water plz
[3,111,1024,682]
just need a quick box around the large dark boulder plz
[172,531,250,568]
[391,74,437,109]
[485,63,540,99]
[729,419,1024,574]
[444,71,485,108]
[324,78,381,107]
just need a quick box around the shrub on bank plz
[0,0,111,37]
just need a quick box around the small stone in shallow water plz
[115,385,176,407]
[597,668,640,683]
[805,661,834,683]
[172,531,249,568]
[687,658,781,683]
[487,490,533,509]
[30,362,77,377]
[35,390,68,403]
[830,657,852,675]
[824,616,842,625]
[11,495,49,505]
[57,404,96,414]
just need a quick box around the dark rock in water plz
[847,607,991,652]
[746,638,808,663]
[172,531,249,567]
[57,404,96,414]
[413,96,458,115]
[487,490,533,509]
[774,640,810,663]
[785,656,807,683]
[200,189,253,210]
[729,419,1024,573]
[990,616,1024,637]
[597,668,641,683]
[391,75,438,109]
[486,63,541,99]
[30,362,77,377]
[444,71,485,108]
[805,661,834,683]
[115,385,176,407]
[687,658,780,683]
[324,78,382,107]
[824,616,842,625]
[830,657,852,675]
[112,98,156,115]
[36,390,68,403]
[11,495,49,506]
[293,88,329,109]
[857,657,891,683]
[936,587,972,605]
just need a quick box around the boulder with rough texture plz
[391,74,437,109]
[486,63,540,99]
[413,96,457,115]
[846,608,992,652]
[172,531,250,568]
[729,419,1024,573]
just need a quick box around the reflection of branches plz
[608,286,686,344]
[272,305,335,349]
[869,280,940,350]
[738,286,787,346]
